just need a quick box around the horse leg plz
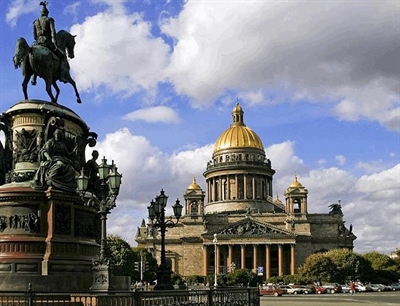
[31,74,37,86]
[22,75,31,100]
[66,76,82,104]
[53,81,60,102]
[45,80,57,103]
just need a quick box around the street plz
[260,291,400,306]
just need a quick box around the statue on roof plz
[329,201,343,215]
[13,1,82,104]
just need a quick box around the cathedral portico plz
[201,241,297,277]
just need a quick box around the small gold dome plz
[213,103,264,153]
[289,175,303,188]
[274,194,283,204]
[187,177,201,190]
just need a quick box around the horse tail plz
[13,37,30,69]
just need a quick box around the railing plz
[0,285,260,306]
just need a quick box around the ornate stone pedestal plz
[90,258,114,292]
[0,100,103,291]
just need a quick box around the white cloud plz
[64,2,81,23]
[348,164,400,253]
[162,1,400,129]
[356,159,387,174]
[169,144,213,187]
[123,106,181,123]
[335,155,346,166]
[93,129,212,244]
[264,141,306,179]
[69,10,170,101]
[6,0,37,27]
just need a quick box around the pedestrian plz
[350,281,356,294]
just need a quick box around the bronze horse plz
[13,30,82,104]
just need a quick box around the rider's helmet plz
[40,2,49,16]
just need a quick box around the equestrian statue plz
[13,1,82,104]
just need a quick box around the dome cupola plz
[203,102,276,215]
[213,103,264,154]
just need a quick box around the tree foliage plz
[106,235,158,283]
[363,251,399,283]
[107,235,136,278]
[326,248,370,283]
[298,252,336,283]
[224,269,259,286]
[284,249,400,285]
[363,251,397,271]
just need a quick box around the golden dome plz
[187,177,201,190]
[289,175,303,188]
[213,103,264,153]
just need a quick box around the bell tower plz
[284,175,308,214]
[183,178,205,219]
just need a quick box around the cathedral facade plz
[135,103,355,279]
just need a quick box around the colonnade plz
[203,243,296,278]
[206,174,273,203]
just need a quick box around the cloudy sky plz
[1,0,399,255]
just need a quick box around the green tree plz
[363,251,399,284]
[325,248,373,283]
[225,268,258,286]
[297,249,373,284]
[186,275,206,285]
[297,252,336,283]
[106,235,136,278]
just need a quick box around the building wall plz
[137,210,355,278]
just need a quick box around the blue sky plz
[1,0,399,255]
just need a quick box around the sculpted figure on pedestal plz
[13,1,82,104]
[31,128,80,193]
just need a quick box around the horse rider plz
[32,1,68,85]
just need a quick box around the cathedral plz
[135,103,356,279]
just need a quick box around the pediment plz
[184,189,204,197]
[217,219,293,237]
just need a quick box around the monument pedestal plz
[0,100,102,291]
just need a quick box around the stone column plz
[219,176,223,201]
[241,245,245,269]
[278,244,283,276]
[207,179,212,203]
[212,177,217,202]
[203,245,208,276]
[227,175,230,200]
[216,245,220,274]
[291,244,296,275]
[265,244,270,279]
[253,244,258,273]
[301,198,308,213]
[243,175,247,199]
[235,175,238,199]
[252,176,256,199]
[228,245,233,269]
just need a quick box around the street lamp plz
[213,233,218,288]
[147,189,182,290]
[76,156,122,292]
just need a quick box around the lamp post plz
[213,233,218,288]
[76,156,122,292]
[147,189,182,290]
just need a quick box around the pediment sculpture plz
[219,220,290,236]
